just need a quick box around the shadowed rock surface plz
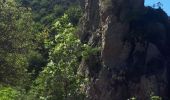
[78,0,170,99]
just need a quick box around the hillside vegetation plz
[0,0,170,100]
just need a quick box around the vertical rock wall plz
[79,0,170,99]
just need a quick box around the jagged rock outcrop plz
[79,0,170,100]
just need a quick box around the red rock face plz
[79,0,170,99]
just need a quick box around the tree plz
[28,13,86,100]
[17,0,79,26]
[0,0,34,86]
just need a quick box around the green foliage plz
[82,44,100,59]
[0,87,21,100]
[65,5,82,25]
[151,96,162,100]
[0,0,34,86]
[150,93,162,100]
[28,14,86,100]
[0,1,87,100]
[0,1,167,100]
[17,0,79,26]
[27,51,47,78]
[128,95,162,100]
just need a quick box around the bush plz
[0,87,21,100]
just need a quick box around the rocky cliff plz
[78,0,170,100]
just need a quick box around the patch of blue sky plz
[145,0,170,15]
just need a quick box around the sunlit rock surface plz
[78,0,170,99]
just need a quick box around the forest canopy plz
[0,0,86,100]
[0,0,169,100]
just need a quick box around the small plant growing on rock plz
[150,95,162,100]
[128,97,137,100]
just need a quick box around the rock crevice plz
[79,0,170,99]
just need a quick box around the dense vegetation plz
[0,0,88,100]
[0,0,167,100]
